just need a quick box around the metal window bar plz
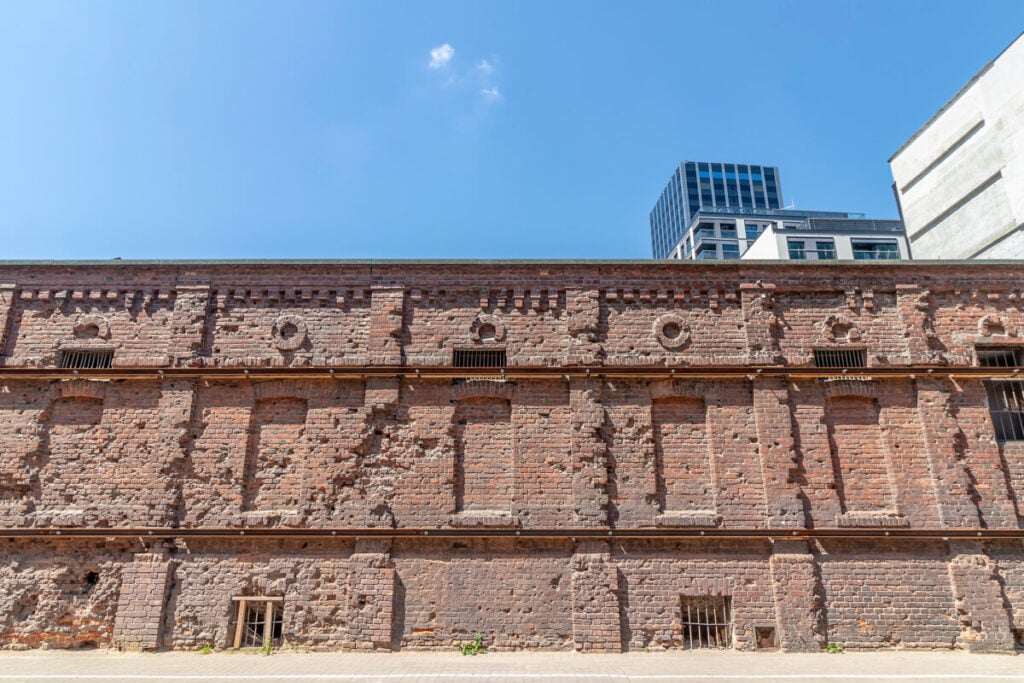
[59,349,114,369]
[242,603,266,648]
[977,347,1023,367]
[453,349,507,368]
[236,600,283,648]
[985,381,1024,442]
[681,596,732,649]
[813,349,867,368]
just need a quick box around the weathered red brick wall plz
[0,261,1022,652]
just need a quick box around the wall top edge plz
[1,258,1023,269]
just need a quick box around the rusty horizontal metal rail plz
[2,527,1022,541]
[0,365,1020,381]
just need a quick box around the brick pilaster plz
[112,552,173,651]
[948,541,1015,652]
[565,289,602,365]
[741,283,783,365]
[896,285,947,365]
[753,377,806,528]
[571,540,622,652]
[368,287,405,365]
[569,378,610,526]
[768,539,825,651]
[345,539,396,650]
[0,283,17,361]
[152,379,199,526]
[168,286,211,367]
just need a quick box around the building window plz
[788,238,836,260]
[695,244,717,259]
[852,240,899,260]
[813,349,867,368]
[453,349,507,368]
[60,349,114,369]
[787,238,806,259]
[694,223,715,241]
[680,596,732,649]
[978,347,1023,367]
[744,223,763,240]
[721,243,740,259]
[719,224,737,239]
[979,347,1024,441]
[232,597,283,649]
[816,240,837,259]
[985,382,1024,442]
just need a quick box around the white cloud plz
[476,59,494,75]
[429,43,454,69]
[480,87,502,102]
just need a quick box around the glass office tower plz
[650,161,783,258]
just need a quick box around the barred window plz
[453,348,506,368]
[680,596,732,649]
[977,347,1022,367]
[985,382,1024,442]
[231,597,283,649]
[59,349,114,369]
[813,349,867,368]
[980,347,1024,441]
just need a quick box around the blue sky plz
[1,1,1022,260]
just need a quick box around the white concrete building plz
[890,32,1024,259]
[663,207,907,261]
[740,218,909,261]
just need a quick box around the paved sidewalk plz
[0,650,1021,683]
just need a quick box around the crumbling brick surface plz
[112,552,172,650]
[818,540,961,648]
[0,261,1023,652]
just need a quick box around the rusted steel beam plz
[0,365,1018,380]
[2,527,1021,540]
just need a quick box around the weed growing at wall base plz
[460,634,487,655]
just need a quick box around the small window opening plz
[979,347,1024,442]
[985,381,1024,442]
[978,347,1023,367]
[680,595,732,649]
[84,571,99,585]
[813,349,866,368]
[232,597,283,649]
[453,348,506,368]
[60,349,114,369]
[755,626,778,649]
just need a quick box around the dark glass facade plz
[650,161,783,258]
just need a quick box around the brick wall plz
[0,261,1022,652]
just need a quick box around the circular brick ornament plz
[822,313,860,342]
[653,313,690,349]
[978,314,1013,337]
[271,315,308,351]
[74,315,111,340]
[470,313,506,343]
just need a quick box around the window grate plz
[60,350,114,369]
[813,349,866,368]
[977,347,1022,367]
[985,381,1024,442]
[979,348,1024,441]
[233,599,283,649]
[680,596,732,649]
[453,349,506,368]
